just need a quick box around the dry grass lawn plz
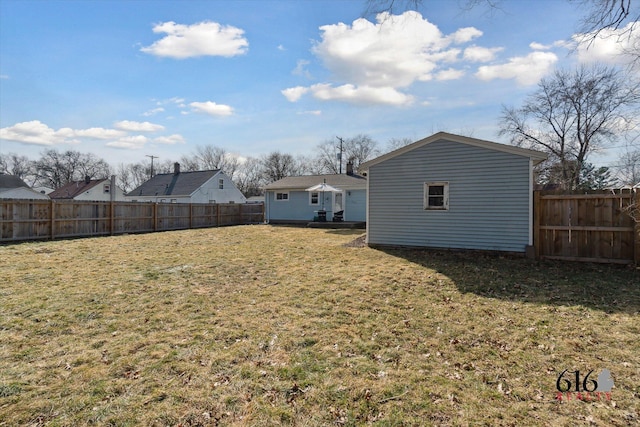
[0,225,638,426]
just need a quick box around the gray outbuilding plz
[359,132,547,253]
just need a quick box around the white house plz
[0,174,50,200]
[359,132,547,253]
[48,177,126,201]
[126,163,246,204]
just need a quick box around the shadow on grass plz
[376,247,640,314]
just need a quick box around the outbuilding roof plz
[127,169,221,197]
[359,132,548,171]
[264,173,367,191]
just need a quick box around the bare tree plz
[616,148,640,186]
[314,135,380,174]
[386,137,414,152]
[116,162,150,193]
[499,64,640,190]
[0,153,35,185]
[181,145,240,178]
[234,157,264,197]
[260,152,300,183]
[345,134,380,169]
[33,149,110,189]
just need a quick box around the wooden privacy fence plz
[0,199,264,243]
[534,190,639,264]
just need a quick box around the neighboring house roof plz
[49,179,106,199]
[264,174,367,191]
[127,169,220,197]
[0,174,30,190]
[359,131,548,171]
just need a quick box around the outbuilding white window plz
[424,182,449,210]
[103,184,110,194]
[276,192,289,201]
[309,191,319,205]
[219,179,224,189]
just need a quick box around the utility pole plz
[336,137,344,174]
[146,155,158,178]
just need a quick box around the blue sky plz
[0,0,636,169]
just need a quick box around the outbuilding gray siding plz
[367,139,532,252]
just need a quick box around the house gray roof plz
[264,173,367,191]
[127,169,220,197]
[0,174,29,190]
[49,179,106,199]
[359,131,548,171]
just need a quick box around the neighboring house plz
[49,177,126,201]
[0,174,50,200]
[126,163,246,204]
[359,132,547,253]
[264,162,367,223]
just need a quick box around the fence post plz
[634,191,640,265]
[153,203,158,231]
[533,191,541,260]
[110,200,115,236]
[50,199,55,240]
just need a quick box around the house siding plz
[266,188,367,222]
[367,139,531,252]
[344,189,366,222]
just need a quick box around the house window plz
[309,192,319,205]
[424,182,449,210]
[276,192,289,201]
[219,179,224,189]
[103,184,110,194]
[170,199,177,203]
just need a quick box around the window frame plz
[218,179,224,190]
[424,182,449,210]
[309,191,319,206]
[275,192,289,201]
[103,184,111,194]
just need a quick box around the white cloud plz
[154,134,185,144]
[530,42,550,50]
[106,135,149,149]
[0,121,62,145]
[0,74,8,79]
[141,21,248,59]
[284,11,487,106]
[573,22,640,64]
[74,128,126,139]
[309,83,413,106]
[281,86,309,102]
[447,27,483,44]
[142,107,165,117]
[435,68,465,81]
[293,59,312,78]
[297,110,322,116]
[114,120,165,132]
[190,101,234,116]
[277,44,286,51]
[0,121,128,145]
[313,11,474,88]
[463,45,503,62]
[475,51,558,85]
